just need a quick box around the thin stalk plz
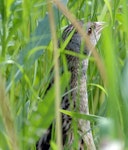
[47,1,62,150]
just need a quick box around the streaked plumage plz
[36,21,104,150]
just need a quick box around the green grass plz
[0,0,128,149]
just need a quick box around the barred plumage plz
[36,21,104,150]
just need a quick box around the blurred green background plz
[0,0,128,149]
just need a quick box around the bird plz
[36,20,104,150]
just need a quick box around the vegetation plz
[0,0,128,149]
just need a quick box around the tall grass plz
[0,0,128,149]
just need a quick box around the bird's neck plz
[68,56,89,85]
[67,55,89,113]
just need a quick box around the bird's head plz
[60,21,105,56]
[86,22,105,47]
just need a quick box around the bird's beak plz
[95,22,107,34]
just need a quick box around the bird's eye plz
[88,27,92,35]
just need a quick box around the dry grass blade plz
[0,74,19,150]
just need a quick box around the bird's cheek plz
[89,36,97,47]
